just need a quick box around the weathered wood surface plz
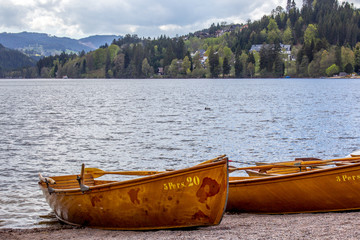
[39,156,228,230]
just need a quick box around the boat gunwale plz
[40,159,228,194]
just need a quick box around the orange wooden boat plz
[39,156,229,230]
[227,159,360,214]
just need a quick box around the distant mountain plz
[79,35,122,49]
[0,32,122,59]
[0,44,35,71]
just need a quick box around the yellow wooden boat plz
[227,158,360,214]
[39,156,229,230]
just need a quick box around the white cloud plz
[159,24,182,31]
[0,0,358,39]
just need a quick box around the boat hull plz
[39,158,228,230]
[228,162,360,214]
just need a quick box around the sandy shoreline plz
[1,212,360,239]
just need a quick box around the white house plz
[250,44,295,61]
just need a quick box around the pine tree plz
[81,59,86,74]
[286,0,292,13]
[248,52,255,64]
[259,45,268,71]
[354,43,360,73]
[208,47,220,78]
[234,54,243,78]
[222,57,230,77]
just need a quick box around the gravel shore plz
[1,212,360,240]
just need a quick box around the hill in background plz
[0,44,35,73]
[0,32,122,60]
[79,35,123,49]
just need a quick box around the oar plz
[230,156,360,172]
[255,158,321,166]
[255,156,360,167]
[288,156,360,166]
[86,156,228,178]
[230,164,309,172]
[85,168,165,178]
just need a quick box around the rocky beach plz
[1,212,360,240]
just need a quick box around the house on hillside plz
[191,49,208,66]
[158,67,164,76]
[250,44,295,61]
[194,31,210,39]
[249,44,263,52]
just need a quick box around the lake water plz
[0,78,360,229]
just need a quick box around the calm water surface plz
[0,78,360,228]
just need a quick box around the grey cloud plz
[58,0,277,37]
[4,0,350,38]
[34,0,61,10]
[0,4,27,28]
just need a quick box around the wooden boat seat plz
[49,174,95,189]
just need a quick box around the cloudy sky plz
[0,0,358,39]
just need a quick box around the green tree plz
[248,52,255,64]
[105,50,111,78]
[142,58,153,78]
[81,59,86,74]
[240,52,249,77]
[247,62,255,78]
[298,56,309,77]
[208,47,220,78]
[341,46,355,71]
[222,46,232,61]
[182,56,191,75]
[259,45,269,71]
[164,46,175,67]
[344,63,354,74]
[113,53,125,77]
[319,49,335,75]
[50,62,58,78]
[167,59,179,77]
[274,55,284,77]
[192,53,202,70]
[222,57,231,77]
[354,42,360,72]
[186,37,202,52]
[234,54,243,78]
[267,18,281,43]
[304,24,318,45]
[308,52,321,77]
[185,51,193,72]
[293,17,304,44]
[282,19,293,44]
[326,64,340,76]
[93,48,107,70]
[108,44,120,60]
[335,45,342,71]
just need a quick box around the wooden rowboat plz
[227,158,360,214]
[39,156,229,230]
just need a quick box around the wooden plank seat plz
[48,174,95,189]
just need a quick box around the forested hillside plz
[8,0,360,78]
[0,44,35,77]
